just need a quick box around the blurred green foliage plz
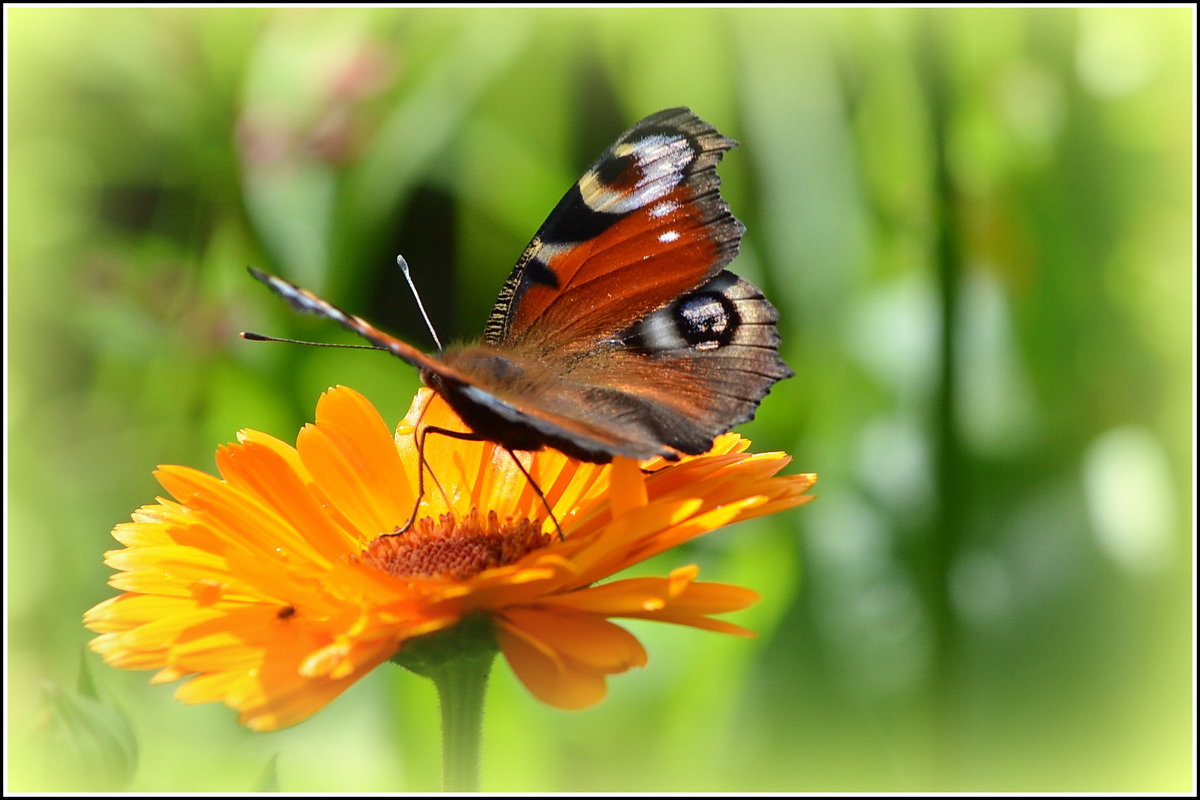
[6,6,1192,792]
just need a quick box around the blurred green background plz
[6,6,1193,793]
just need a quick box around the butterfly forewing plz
[485,107,743,354]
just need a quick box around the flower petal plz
[500,607,648,673]
[297,386,417,538]
[495,617,609,709]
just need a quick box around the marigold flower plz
[85,386,815,731]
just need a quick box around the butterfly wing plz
[433,108,791,462]
[577,270,793,454]
[484,107,744,354]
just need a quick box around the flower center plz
[361,509,552,581]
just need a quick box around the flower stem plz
[429,644,496,792]
[392,613,499,792]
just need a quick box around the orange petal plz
[540,575,759,618]
[216,440,359,562]
[499,608,647,673]
[297,387,416,538]
[608,456,648,517]
[494,619,609,710]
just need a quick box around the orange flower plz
[85,386,815,731]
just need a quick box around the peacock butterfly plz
[249,107,792,464]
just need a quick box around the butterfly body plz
[252,107,792,464]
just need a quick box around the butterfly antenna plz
[239,331,386,350]
[397,255,443,351]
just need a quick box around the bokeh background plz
[6,6,1193,793]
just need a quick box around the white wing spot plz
[650,200,680,219]
[579,134,695,215]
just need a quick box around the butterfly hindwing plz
[595,270,792,454]
[437,269,790,462]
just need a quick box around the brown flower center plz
[361,509,553,581]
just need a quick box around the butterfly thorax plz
[437,344,529,385]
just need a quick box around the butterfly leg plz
[499,445,565,542]
[396,423,565,541]
[388,422,457,536]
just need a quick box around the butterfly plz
[250,107,792,464]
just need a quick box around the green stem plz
[428,646,496,792]
[392,613,499,792]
